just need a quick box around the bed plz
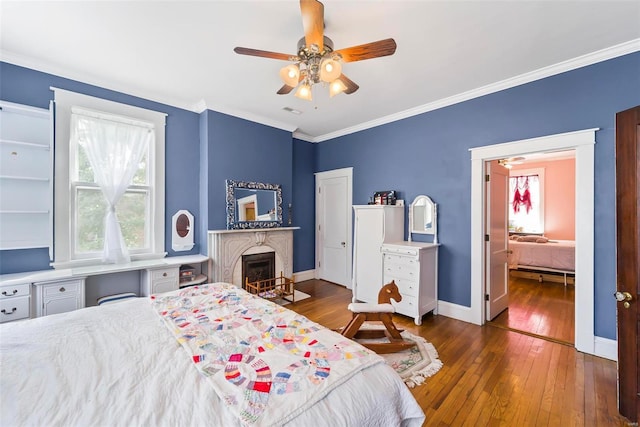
[508,238,575,284]
[0,282,425,427]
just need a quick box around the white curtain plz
[70,107,153,263]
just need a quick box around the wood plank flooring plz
[288,279,630,426]
[490,275,575,345]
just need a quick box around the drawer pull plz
[2,290,18,296]
[59,287,66,292]
[1,308,17,314]
[163,272,167,277]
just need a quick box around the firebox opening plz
[242,252,276,288]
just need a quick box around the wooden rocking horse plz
[340,280,417,354]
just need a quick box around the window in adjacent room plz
[52,89,166,268]
[508,168,544,234]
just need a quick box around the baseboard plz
[593,336,617,361]
[293,269,316,283]
[437,300,478,324]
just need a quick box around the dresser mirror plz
[226,180,283,229]
[408,195,438,243]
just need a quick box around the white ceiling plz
[1,1,639,142]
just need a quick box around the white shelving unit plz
[0,100,53,258]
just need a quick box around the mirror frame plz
[408,195,438,244]
[226,179,283,229]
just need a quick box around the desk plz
[0,255,209,320]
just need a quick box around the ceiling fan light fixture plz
[319,58,342,82]
[329,79,347,97]
[280,64,300,87]
[294,83,313,101]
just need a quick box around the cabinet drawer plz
[382,247,419,257]
[152,268,178,281]
[0,296,30,322]
[384,253,419,265]
[0,282,30,299]
[385,276,418,297]
[393,293,417,315]
[42,280,81,297]
[384,261,419,281]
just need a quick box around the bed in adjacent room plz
[0,282,424,427]
[508,237,575,284]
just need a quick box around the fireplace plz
[242,252,275,288]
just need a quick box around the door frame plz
[315,167,353,287]
[470,128,597,355]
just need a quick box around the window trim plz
[51,88,166,269]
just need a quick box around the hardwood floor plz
[288,279,630,426]
[490,275,575,345]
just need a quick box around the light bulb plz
[279,64,300,87]
[295,84,313,101]
[329,79,347,97]
[319,58,342,82]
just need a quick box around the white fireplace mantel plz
[207,227,299,287]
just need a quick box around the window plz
[508,168,544,234]
[52,89,166,268]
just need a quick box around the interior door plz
[315,169,352,287]
[486,160,510,320]
[615,105,639,423]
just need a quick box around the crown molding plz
[194,100,298,133]
[309,38,640,143]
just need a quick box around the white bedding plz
[0,284,425,427]
[508,239,575,272]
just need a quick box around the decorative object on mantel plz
[172,210,194,251]
[225,180,283,229]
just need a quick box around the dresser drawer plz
[385,276,418,297]
[393,293,417,315]
[382,246,419,257]
[384,253,419,265]
[152,268,178,281]
[0,296,30,323]
[384,261,419,281]
[0,282,30,299]
[42,280,82,297]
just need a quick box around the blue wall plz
[0,62,202,273]
[1,51,639,340]
[315,52,640,340]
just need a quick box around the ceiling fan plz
[498,156,526,168]
[233,0,397,101]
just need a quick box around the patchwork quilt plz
[151,283,384,426]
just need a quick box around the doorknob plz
[341,242,346,247]
[614,291,633,309]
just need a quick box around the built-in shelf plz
[0,211,50,214]
[0,139,50,150]
[179,273,208,288]
[0,175,50,181]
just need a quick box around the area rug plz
[358,329,443,388]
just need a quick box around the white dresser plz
[32,278,86,317]
[382,241,439,325]
[352,205,404,304]
[0,281,31,323]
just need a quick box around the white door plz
[315,168,352,287]
[486,160,509,320]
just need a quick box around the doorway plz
[470,128,597,355]
[487,151,577,345]
[315,167,353,287]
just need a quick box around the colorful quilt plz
[151,283,384,426]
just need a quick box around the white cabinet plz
[33,278,86,317]
[352,205,404,304]
[140,266,179,296]
[0,101,53,256]
[382,242,439,325]
[0,282,31,323]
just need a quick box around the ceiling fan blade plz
[277,84,295,95]
[234,47,295,61]
[300,0,324,50]
[338,74,359,94]
[334,38,397,63]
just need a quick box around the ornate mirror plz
[408,195,438,243]
[226,180,283,229]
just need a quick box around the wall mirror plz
[408,195,438,243]
[172,210,194,251]
[226,180,283,229]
